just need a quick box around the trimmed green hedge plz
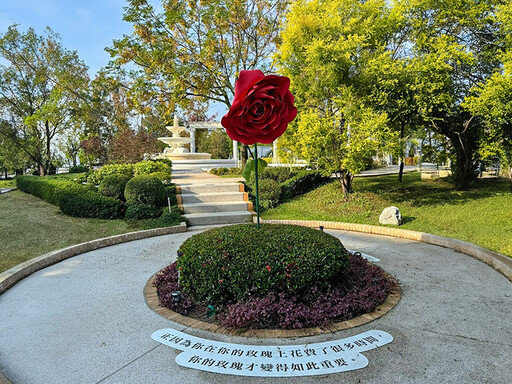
[133,160,172,179]
[281,170,329,200]
[58,187,121,219]
[258,179,282,209]
[16,175,121,219]
[125,203,162,220]
[245,169,328,210]
[87,164,134,186]
[178,224,349,305]
[98,174,131,201]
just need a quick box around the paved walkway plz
[0,228,511,383]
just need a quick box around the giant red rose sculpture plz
[221,70,297,145]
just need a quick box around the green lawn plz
[262,172,512,257]
[0,190,175,273]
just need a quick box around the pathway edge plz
[0,223,188,295]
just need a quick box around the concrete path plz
[0,228,511,384]
[356,165,417,177]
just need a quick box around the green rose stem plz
[254,143,260,229]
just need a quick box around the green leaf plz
[257,158,268,173]
[242,158,268,181]
[242,159,255,181]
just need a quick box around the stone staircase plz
[177,182,254,226]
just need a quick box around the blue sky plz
[0,0,135,77]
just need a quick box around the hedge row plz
[87,159,172,186]
[17,176,121,219]
[246,169,329,209]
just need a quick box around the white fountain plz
[158,116,212,160]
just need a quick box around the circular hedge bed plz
[154,224,397,329]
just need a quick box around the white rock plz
[379,206,402,226]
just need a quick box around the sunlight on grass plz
[0,191,151,273]
[263,173,512,257]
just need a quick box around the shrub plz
[218,253,396,329]
[259,167,300,183]
[133,160,172,179]
[210,167,228,175]
[154,263,194,315]
[177,224,349,305]
[69,164,89,173]
[16,175,121,219]
[125,203,163,220]
[210,167,242,176]
[58,187,121,219]
[87,163,134,185]
[165,184,178,206]
[17,175,76,205]
[257,179,282,209]
[124,175,166,206]
[98,174,131,201]
[152,158,173,169]
[280,170,329,200]
[157,251,397,329]
[149,171,172,183]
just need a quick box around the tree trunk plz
[447,132,476,190]
[398,121,405,183]
[335,169,353,198]
[398,161,405,183]
[241,144,248,169]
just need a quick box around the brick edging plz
[255,219,512,283]
[0,223,188,295]
[144,272,401,338]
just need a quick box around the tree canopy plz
[0,25,89,175]
[108,0,289,118]
[277,0,510,190]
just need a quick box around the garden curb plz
[255,219,512,283]
[0,222,188,295]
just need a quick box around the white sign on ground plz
[152,329,393,377]
[347,249,381,263]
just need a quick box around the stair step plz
[183,211,254,226]
[180,192,246,204]
[181,201,251,214]
[179,183,241,194]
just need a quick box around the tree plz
[109,128,162,163]
[196,129,232,159]
[108,0,289,166]
[402,0,505,189]
[464,1,512,180]
[0,120,31,178]
[276,0,399,195]
[278,0,508,191]
[0,25,89,175]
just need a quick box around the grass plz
[262,172,512,257]
[0,190,181,273]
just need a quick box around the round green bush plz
[257,178,282,209]
[124,175,166,206]
[178,224,349,305]
[125,203,163,220]
[149,171,171,183]
[87,163,134,186]
[98,174,130,201]
[133,160,172,179]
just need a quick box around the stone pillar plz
[233,140,239,167]
[273,139,278,164]
[190,128,196,153]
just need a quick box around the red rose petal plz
[234,70,265,101]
